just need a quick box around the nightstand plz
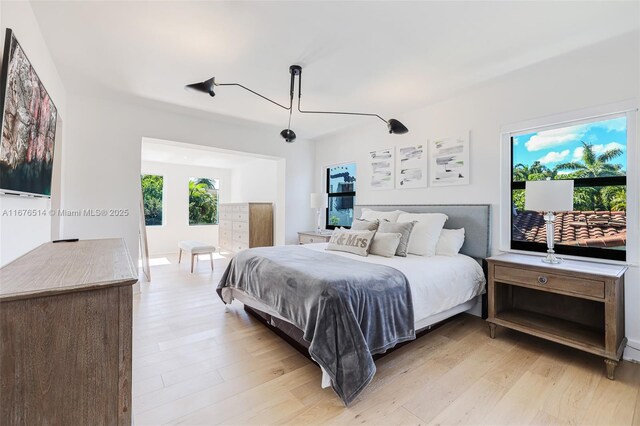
[486,253,627,380]
[298,231,332,245]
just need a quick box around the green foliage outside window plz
[512,142,626,212]
[141,174,163,226]
[189,178,219,225]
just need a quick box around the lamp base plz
[541,251,562,264]
[541,211,562,264]
[315,209,322,234]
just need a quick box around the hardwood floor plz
[133,253,640,425]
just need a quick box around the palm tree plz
[189,178,218,225]
[513,161,555,181]
[554,141,623,178]
[553,141,624,211]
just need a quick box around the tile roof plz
[512,210,626,248]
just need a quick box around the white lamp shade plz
[310,193,328,209]
[525,180,574,212]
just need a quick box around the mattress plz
[302,243,486,325]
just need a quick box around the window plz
[326,163,356,229]
[141,174,164,226]
[188,178,219,225]
[511,116,627,261]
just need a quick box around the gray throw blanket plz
[217,245,415,405]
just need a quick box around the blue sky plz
[513,117,627,174]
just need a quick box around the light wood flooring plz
[133,253,640,425]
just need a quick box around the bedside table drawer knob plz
[537,276,548,285]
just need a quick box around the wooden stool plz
[178,240,216,273]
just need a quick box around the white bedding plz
[303,243,486,325]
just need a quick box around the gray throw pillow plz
[351,218,379,231]
[378,220,416,257]
[326,229,375,257]
[370,232,402,258]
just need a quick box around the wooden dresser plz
[0,238,137,425]
[219,203,273,252]
[486,253,626,379]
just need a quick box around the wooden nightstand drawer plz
[494,265,604,299]
[300,234,320,244]
[298,232,332,245]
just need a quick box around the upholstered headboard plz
[354,204,491,261]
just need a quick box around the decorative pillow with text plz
[326,229,376,257]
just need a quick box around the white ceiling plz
[31,1,639,139]
[141,138,270,169]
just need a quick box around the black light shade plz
[387,119,408,135]
[185,77,215,97]
[280,129,296,143]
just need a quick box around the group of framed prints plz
[368,131,470,190]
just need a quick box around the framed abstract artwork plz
[368,148,394,190]
[396,144,427,189]
[0,29,58,197]
[429,133,470,187]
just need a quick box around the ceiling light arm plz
[215,81,291,110]
[295,67,389,125]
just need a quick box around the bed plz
[217,204,491,405]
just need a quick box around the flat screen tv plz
[0,28,57,197]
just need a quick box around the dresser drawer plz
[233,221,249,232]
[233,231,249,244]
[233,213,249,223]
[234,242,249,252]
[219,237,232,250]
[219,220,232,230]
[219,229,232,241]
[494,265,605,299]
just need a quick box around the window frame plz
[500,101,638,265]
[510,133,627,261]
[325,163,356,230]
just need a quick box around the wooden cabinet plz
[0,239,137,425]
[298,231,332,245]
[487,253,626,380]
[219,203,273,252]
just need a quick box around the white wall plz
[229,158,285,245]
[314,32,640,360]
[141,161,231,255]
[60,94,315,267]
[0,1,67,266]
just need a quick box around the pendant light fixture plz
[185,65,408,143]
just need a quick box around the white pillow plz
[370,232,402,258]
[360,208,405,223]
[397,212,448,256]
[435,228,465,256]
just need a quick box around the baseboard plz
[623,339,640,362]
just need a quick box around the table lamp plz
[525,180,574,264]
[310,193,328,233]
